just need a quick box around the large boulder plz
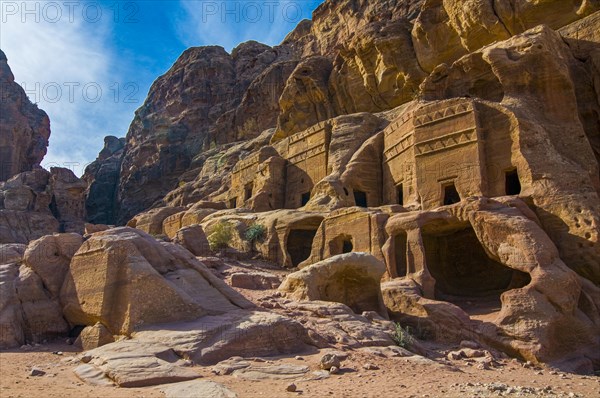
[23,233,83,297]
[15,265,69,342]
[126,206,186,236]
[279,252,388,317]
[382,279,472,343]
[1,235,79,347]
[60,227,253,335]
[172,225,211,257]
[0,244,26,348]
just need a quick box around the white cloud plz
[177,0,313,51]
[0,1,134,176]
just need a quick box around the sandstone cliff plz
[89,0,600,225]
[0,49,50,182]
[76,0,600,372]
[83,136,125,225]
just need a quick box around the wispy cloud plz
[177,0,321,51]
[0,1,140,175]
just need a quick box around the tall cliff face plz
[113,42,296,223]
[0,49,50,182]
[83,136,126,225]
[86,0,600,230]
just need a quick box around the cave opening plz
[397,183,404,206]
[301,192,311,206]
[329,234,354,256]
[395,232,408,277]
[505,169,521,195]
[287,229,317,267]
[342,239,353,254]
[244,183,253,201]
[353,190,368,207]
[229,197,237,209]
[423,226,530,316]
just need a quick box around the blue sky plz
[0,0,324,175]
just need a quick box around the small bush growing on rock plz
[244,223,266,243]
[392,323,415,349]
[208,221,233,251]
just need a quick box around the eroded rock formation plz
[82,136,125,225]
[0,167,86,243]
[3,0,600,378]
[0,49,50,182]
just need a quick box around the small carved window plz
[443,183,460,205]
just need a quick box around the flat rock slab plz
[73,364,114,386]
[358,345,415,358]
[160,380,237,398]
[80,341,201,387]
[77,310,310,387]
[232,364,310,380]
[211,358,252,375]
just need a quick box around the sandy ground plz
[1,341,599,398]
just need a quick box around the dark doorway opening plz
[354,190,368,207]
[397,184,404,206]
[394,232,408,277]
[244,183,253,201]
[329,235,354,256]
[229,197,237,209]
[423,226,530,315]
[301,192,311,206]
[443,183,460,205]
[287,229,317,267]
[505,169,521,195]
[49,195,59,219]
[342,239,353,253]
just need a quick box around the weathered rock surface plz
[82,136,125,225]
[23,233,83,297]
[0,167,86,243]
[60,227,252,335]
[75,322,114,350]
[279,253,388,317]
[172,224,211,257]
[0,245,25,348]
[15,264,69,342]
[0,49,50,182]
[115,42,295,223]
[77,309,311,386]
[260,299,396,349]
[230,271,281,290]
[0,235,79,348]
[421,25,600,282]
[384,197,600,371]
[126,206,186,236]
[382,279,472,343]
[160,380,237,398]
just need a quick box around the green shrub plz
[207,221,233,251]
[392,322,415,349]
[244,223,266,243]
